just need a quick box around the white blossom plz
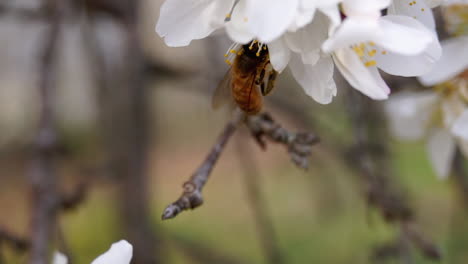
[385,36,468,179]
[52,240,133,264]
[322,0,441,100]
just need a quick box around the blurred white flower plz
[385,37,468,179]
[322,0,441,100]
[155,0,342,46]
[419,36,468,86]
[53,240,133,264]
[52,252,68,264]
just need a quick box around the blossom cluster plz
[385,1,468,179]
[156,0,444,104]
[155,0,468,178]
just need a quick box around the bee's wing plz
[211,69,234,110]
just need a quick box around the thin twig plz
[161,110,244,220]
[162,111,319,220]
[246,113,319,169]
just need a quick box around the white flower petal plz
[91,240,133,264]
[426,0,444,7]
[52,252,68,264]
[290,53,336,104]
[245,0,299,42]
[317,4,342,33]
[427,128,456,179]
[376,33,441,76]
[285,11,329,65]
[419,36,468,86]
[342,0,391,15]
[384,91,438,140]
[451,109,468,141]
[268,38,291,73]
[374,15,434,55]
[333,48,390,99]
[442,95,466,127]
[322,17,379,53]
[387,0,436,29]
[225,0,255,44]
[288,7,316,32]
[156,0,233,47]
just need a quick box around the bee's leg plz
[261,61,278,96]
[256,68,266,85]
[263,69,278,96]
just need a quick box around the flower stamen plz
[224,42,242,65]
[225,0,240,22]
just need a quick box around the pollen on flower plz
[352,45,365,57]
[364,60,377,67]
[224,42,241,66]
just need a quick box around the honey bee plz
[212,41,278,115]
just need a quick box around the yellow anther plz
[243,17,248,22]
[353,46,365,57]
[230,49,236,53]
[368,49,377,57]
[225,13,231,18]
[369,41,376,46]
[237,51,243,55]
[224,54,228,57]
[421,8,425,11]
[225,59,232,65]
[364,60,377,67]
[256,52,260,57]
[381,50,387,55]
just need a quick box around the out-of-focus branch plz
[28,1,62,263]
[246,113,319,169]
[0,4,48,21]
[344,87,441,261]
[236,140,285,264]
[162,111,244,220]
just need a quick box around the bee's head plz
[242,41,268,59]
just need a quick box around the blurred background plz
[0,0,467,263]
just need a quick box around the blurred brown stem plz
[236,139,285,264]
[28,1,62,263]
[452,148,468,209]
[344,87,440,261]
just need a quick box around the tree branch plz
[28,1,62,263]
[246,113,319,169]
[161,111,244,220]
[162,111,319,220]
[344,87,441,261]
